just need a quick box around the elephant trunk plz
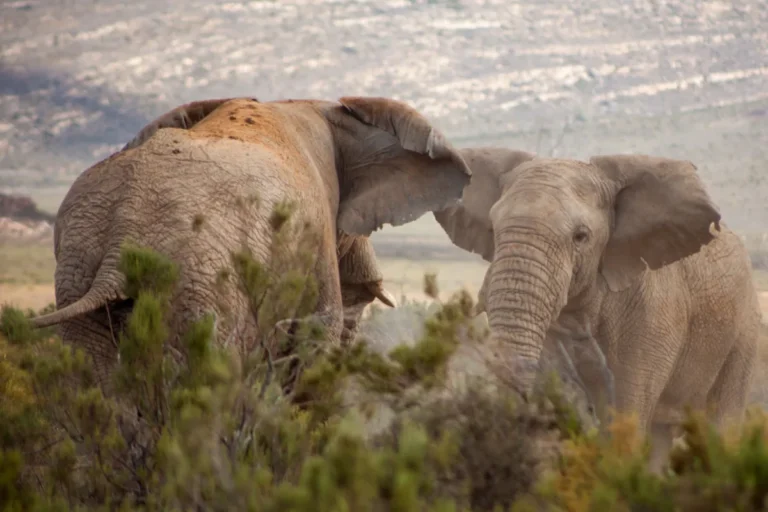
[486,225,570,376]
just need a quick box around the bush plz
[2,208,768,511]
[0,244,563,511]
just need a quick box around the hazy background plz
[1,0,767,301]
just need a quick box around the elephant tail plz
[31,263,125,329]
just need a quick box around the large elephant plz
[434,147,761,470]
[31,96,472,388]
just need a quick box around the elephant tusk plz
[366,281,397,308]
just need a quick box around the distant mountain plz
[0,192,54,243]
[0,192,55,223]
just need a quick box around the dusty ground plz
[0,283,54,311]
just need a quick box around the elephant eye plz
[573,229,589,244]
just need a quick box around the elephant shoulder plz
[664,224,754,304]
[188,99,306,148]
[687,222,748,264]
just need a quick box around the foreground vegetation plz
[3,213,768,511]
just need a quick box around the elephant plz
[30,96,472,389]
[434,147,762,471]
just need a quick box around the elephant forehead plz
[510,159,606,203]
[493,166,608,229]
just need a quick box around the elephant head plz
[434,148,721,388]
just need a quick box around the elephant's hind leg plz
[648,337,756,475]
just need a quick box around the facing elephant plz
[32,96,471,389]
[434,147,761,471]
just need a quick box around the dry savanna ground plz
[2,234,768,405]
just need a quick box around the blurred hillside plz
[1,0,767,247]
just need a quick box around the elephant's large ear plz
[330,97,472,236]
[592,154,721,292]
[433,148,536,262]
[122,98,242,151]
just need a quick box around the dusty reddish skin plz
[34,96,471,390]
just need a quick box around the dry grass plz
[0,241,56,311]
[0,284,54,311]
[0,242,55,285]
[1,238,766,328]
[2,238,768,312]
[377,257,489,303]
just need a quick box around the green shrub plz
[2,206,767,511]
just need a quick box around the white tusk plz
[366,282,397,308]
[377,288,398,308]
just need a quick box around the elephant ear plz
[591,154,722,292]
[433,148,536,262]
[330,97,472,236]
[122,98,244,151]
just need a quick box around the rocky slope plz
[0,192,54,243]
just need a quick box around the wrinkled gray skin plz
[435,148,761,471]
[31,96,471,390]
